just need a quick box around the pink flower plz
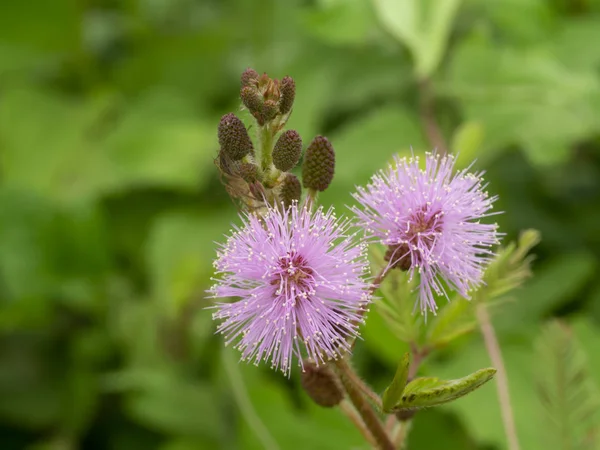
[353,153,500,314]
[209,203,372,376]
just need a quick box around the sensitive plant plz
[209,68,539,450]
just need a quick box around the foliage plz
[1,0,600,449]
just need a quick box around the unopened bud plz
[300,360,344,408]
[241,86,264,117]
[218,113,254,161]
[279,76,295,115]
[280,174,301,208]
[238,163,259,183]
[241,67,259,88]
[260,99,278,124]
[302,135,335,191]
[273,130,302,171]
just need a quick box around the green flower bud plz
[241,67,259,88]
[279,76,295,115]
[302,135,335,192]
[280,173,301,208]
[300,360,344,408]
[273,130,302,172]
[218,113,254,161]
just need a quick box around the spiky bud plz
[241,86,264,117]
[280,174,301,208]
[300,360,344,408]
[218,113,254,161]
[238,163,259,183]
[273,130,302,172]
[260,99,278,124]
[302,135,335,191]
[279,76,295,115]
[241,67,259,88]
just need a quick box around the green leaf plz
[376,267,422,343]
[474,229,541,304]
[372,0,462,78]
[382,352,411,412]
[425,297,475,349]
[391,368,496,411]
[535,320,600,450]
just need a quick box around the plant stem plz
[418,78,447,156]
[259,125,274,172]
[341,362,382,411]
[334,358,394,450]
[476,303,520,450]
[369,267,388,296]
[392,420,411,449]
[339,400,378,448]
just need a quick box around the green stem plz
[476,303,520,450]
[259,125,274,172]
[392,420,411,449]
[334,358,394,450]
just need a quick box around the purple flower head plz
[209,203,372,376]
[352,152,500,314]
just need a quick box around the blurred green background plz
[1,0,600,449]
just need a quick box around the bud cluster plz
[240,68,296,128]
[216,67,336,211]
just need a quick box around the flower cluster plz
[352,153,500,314]
[210,68,502,375]
[208,203,372,376]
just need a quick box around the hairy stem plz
[341,363,383,411]
[418,78,447,156]
[334,358,394,450]
[339,400,378,448]
[259,125,274,172]
[476,303,520,450]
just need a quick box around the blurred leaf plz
[376,267,422,344]
[322,105,426,210]
[227,350,365,450]
[475,229,540,304]
[535,320,600,450]
[361,306,410,366]
[430,336,541,448]
[372,0,462,77]
[426,297,475,349]
[443,38,600,166]
[302,0,378,46]
[495,251,596,334]
[146,209,233,316]
[382,352,410,412]
[451,121,485,168]
[105,369,223,439]
[391,368,496,411]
